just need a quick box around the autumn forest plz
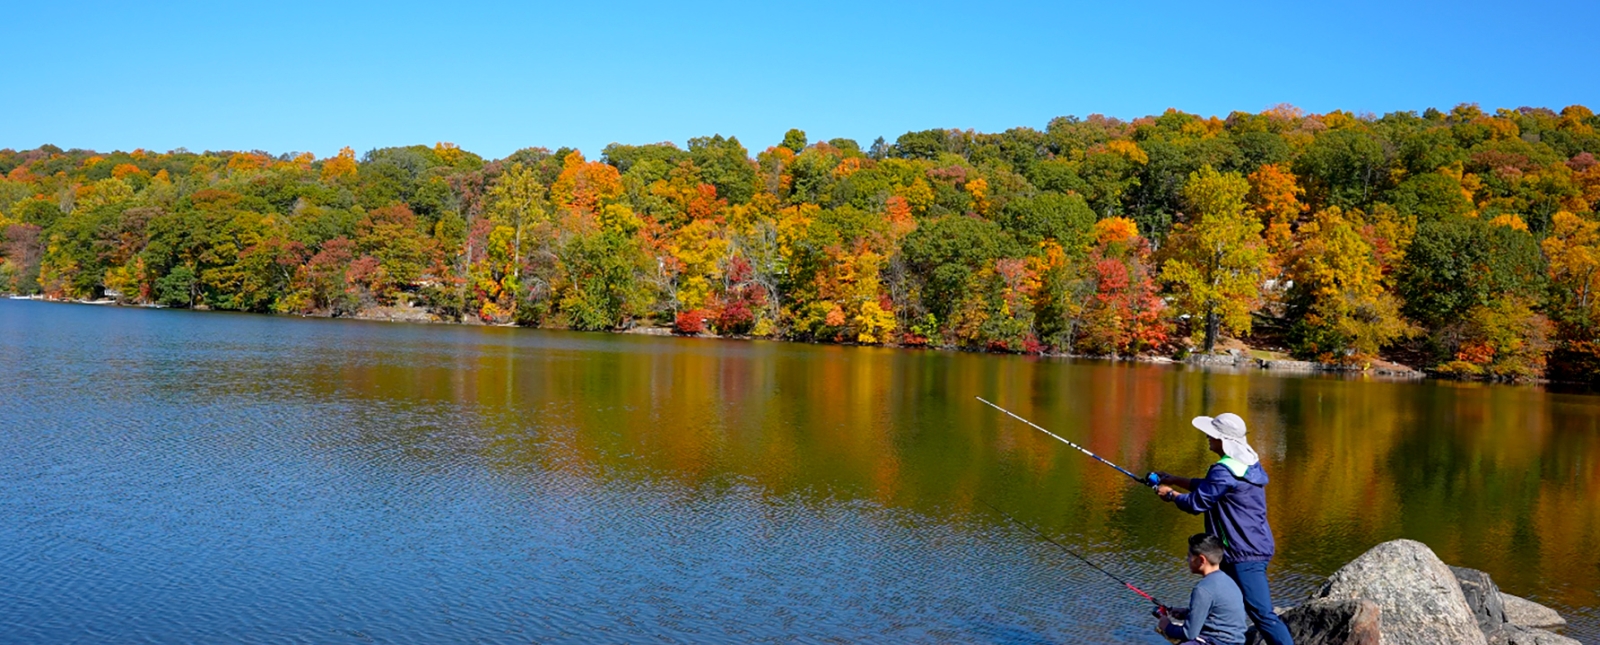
[2,104,1598,382]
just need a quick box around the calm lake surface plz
[1,300,1596,644]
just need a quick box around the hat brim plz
[1192,416,1224,439]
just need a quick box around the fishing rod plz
[976,396,1159,488]
[976,497,1166,612]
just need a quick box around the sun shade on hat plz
[1191,413,1260,466]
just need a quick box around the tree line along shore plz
[2,104,1598,382]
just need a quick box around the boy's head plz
[1187,533,1226,574]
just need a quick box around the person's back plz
[1157,534,1249,645]
[1183,458,1274,564]
[1182,569,1249,645]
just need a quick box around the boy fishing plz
[1156,533,1248,645]
[1153,413,1295,645]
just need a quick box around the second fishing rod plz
[976,497,1168,613]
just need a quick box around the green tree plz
[1396,215,1545,330]
[901,215,1020,326]
[156,264,198,307]
[689,135,758,205]
[1389,172,1474,222]
[1295,128,1390,208]
[559,229,651,330]
[893,129,949,160]
[996,191,1095,249]
[780,129,808,154]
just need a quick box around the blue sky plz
[4,0,1598,160]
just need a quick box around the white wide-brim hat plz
[1192,412,1260,466]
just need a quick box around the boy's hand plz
[1155,614,1171,634]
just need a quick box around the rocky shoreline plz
[0,297,1449,381]
[1184,350,1427,379]
[1274,539,1577,645]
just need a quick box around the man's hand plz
[1156,614,1171,634]
[1155,484,1175,502]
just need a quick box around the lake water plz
[0,300,1595,644]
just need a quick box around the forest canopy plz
[3,104,1599,382]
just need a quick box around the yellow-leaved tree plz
[320,147,358,182]
[1161,166,1268,352]
[669,218,727,314]
[1542,211,1600,379]
[1285,207,1412,363]
[486,162,550,285]
[1543,211,1598,320]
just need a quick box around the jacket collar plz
[1217,456,1249,478]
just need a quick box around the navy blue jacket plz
[1174,460,1275,563]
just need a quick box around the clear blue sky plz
[5,0,1598,160]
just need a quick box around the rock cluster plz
[1274,539,1575,645]
[1182,351,1423,377]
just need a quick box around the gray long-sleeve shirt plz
[1164,570,1248,645]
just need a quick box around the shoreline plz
[7,294,1446,381]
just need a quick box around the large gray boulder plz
[1500,593,1567,630]
[1450,566,1508,633]
[1279,598,1382,645]
[1312,539,1487,645]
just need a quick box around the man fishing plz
[1153,413,1295,645]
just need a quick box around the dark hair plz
[1188,533,1225,564]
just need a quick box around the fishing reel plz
[1150,604,1170,618]
[1144,472,1162,488]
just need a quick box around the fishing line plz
[976,497,1165,610]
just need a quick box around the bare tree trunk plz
[513,209,523,282]
[1204,306,1220,353]
[1580,269,1592,312]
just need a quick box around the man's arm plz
[1171,466,1229,515]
